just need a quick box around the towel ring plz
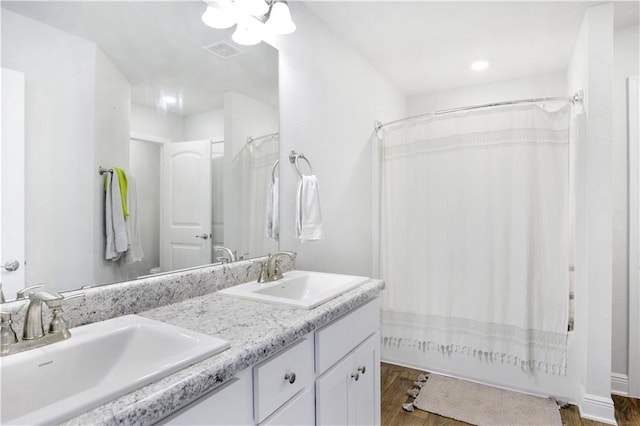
[289,150,314,178]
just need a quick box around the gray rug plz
[413,373,562,426]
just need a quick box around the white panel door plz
[315,352,354,425]
[1,68,26,300]
[352,333,380,425]
[161,140,211,271]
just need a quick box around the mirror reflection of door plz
[161,140,212,272]
[0,68,26,299]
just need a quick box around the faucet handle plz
[16,284,45,300]
[47,292,82,338]
[0,311,18,350]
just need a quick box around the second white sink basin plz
[1,315,229,425]
[219,270,371,309]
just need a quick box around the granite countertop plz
[62,278,385,425]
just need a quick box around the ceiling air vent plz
[202,41,243,59]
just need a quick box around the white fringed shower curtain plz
[237,136,279,256]
[379,103,571,374]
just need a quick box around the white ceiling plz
[304,1,640,97]
[3,1,638,113]
[2,1,279,116]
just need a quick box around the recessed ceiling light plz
[162,96,177,104]
[471,60,490,71]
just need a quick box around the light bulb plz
[471,60,490,71]
[265,0,295,35]
[232,16,264,46]
[202,0,236,29]
[162,96,177,104]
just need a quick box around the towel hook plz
[289,150,314,178]
[98,166,113,175]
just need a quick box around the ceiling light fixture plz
[471,60,490,71]
[202,0,296,46]
[162,95,177,104]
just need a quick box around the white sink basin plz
[0,315,229,425]
[219,270,371,309]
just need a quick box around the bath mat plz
[413,373,562,426]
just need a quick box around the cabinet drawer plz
[159,369,253,425]
[315,298,380,374]
[253,337,314,423]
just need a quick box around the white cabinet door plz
[315,352,354,426]
[352,332,380,426]
[316,332,381,426]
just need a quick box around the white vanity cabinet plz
[314,300,381,426]
[159,298,380,425]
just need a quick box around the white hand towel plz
[296,175,323,241]
[124,174,144,264]
[104,172,128,260]
[266,175,279,239]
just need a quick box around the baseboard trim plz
[579,393,616,424]
[611,372,629,396]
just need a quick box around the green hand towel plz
[103,167,129,217]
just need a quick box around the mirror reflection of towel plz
[105,171,127,260]
[296,175,323,241]
[124,174,143,264]
[266,175,279,239]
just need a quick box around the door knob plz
[195,233,209,240]
[1,260,20,272]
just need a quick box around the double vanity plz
[0,256,384,425]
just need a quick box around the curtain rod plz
[247,132,279,144]
[374,90,584,133]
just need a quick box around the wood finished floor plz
[381,362,640,426]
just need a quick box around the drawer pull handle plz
[284,373,296,384]
[351,372,360,381]
[358,366,366,375]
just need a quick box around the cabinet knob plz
[284,372,296,384]
[357,365,366,375]
[351,372,360,381]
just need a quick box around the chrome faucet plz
[0,285,81,356]
[213,245,237,263]
[258,251,297,283]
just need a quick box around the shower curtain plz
[379,103,571,374]
[236,136,279,256]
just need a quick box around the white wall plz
[184,109,224,141]
[612,23,640,392]
[408,73,567,115]
[567,3,615,423]
[130,139,161,276]
[265,2,406,276]
[2,10,96,292]
[130,104,184,142]
[93,48,132,286]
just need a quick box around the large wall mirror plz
[0,1,279,301]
